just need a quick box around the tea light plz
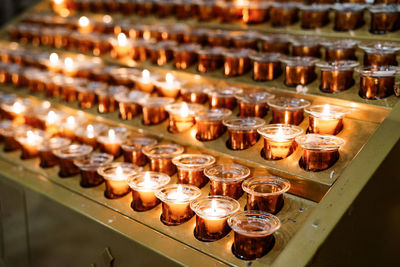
[317,60,359,93]
[195,108,232,141]
[75,123,108,148]
[333,3,366,31]
[261,34,291,55]
[223,117,265,150]
[121,136,157,166]
[74,152,114,187]
[51,0,68,13]
[197,47,226,73]
[77,82,106,109]
[241,2,270,24]
[1,125,30,152]
[172,154,215,188]
[355,66,399,100]
[268,97,311,125]
[250,52,282,81]
[180,84,211,104]
[231,32,260,50]
[235,91,275,118]
[208,86,242,110]
[38,137,71,168]
[291,36,322,58]
[148,40,177,66]
[270,2,300,27]
[165,102,205,133]
[78,16,92,34]
[97,129,126,157]
[133,69,160,93]
[190,196,240,242]
[183,28,208,45]
[59,115,86,140]
[110,68,139,87]
[97,162,141,199]
[321,39,359,62]
[140,97,174,125]
[95,85,126,113]
[172,44,201,70]
[63,57,78,77]
[16,129,45,159]
[111,33,133,58]
[258,124,304,160]
[305,104,348,135]
[143,143,184,175]
[197,0,218,21]
[127,171,170,212]
[207,30,232,47]
[217,1,243,23]
[130,39,153,61]
[204,163,250,199]
[223,49,254,77]
[369,4,400,34]
[359,42,400,67]
[43,53,62,72]
[156,184,201,226]
[242,176,290,214]
[296,134,345,172]
[300,4,331,29]
[228,211,280,260]
[154,73,184,98]
[1,100,27,125]
[53,144,93,177]
[280,57,319,87]
[115,90,150,120]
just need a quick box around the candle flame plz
[47,111,56,124]
[27,130,39,145]
[144,172,151,186]
[64,57,74,70]
[116,166,124,178]
[53,0,63,4]
[87,124,94,138]
[108,129,115,140]
[142,69,150,80]
[166,73,174,85]
[102,15,112,23]
[143,30,151,40]
[79,16,90,27]
[117,33,128,46]
[12,101,24,114]
[276,126,284,138]
[211,199,218,213]
[176,185,184,199]
[180,102,190,117]
[322,104,331,116]
[66,116,75,127]
[49,53,59,65]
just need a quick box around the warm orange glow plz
[117,33,128,46]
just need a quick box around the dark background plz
[0,0,40,26]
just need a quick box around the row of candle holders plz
[50,0,400,34]
[0,105,291,260]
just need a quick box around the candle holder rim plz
[223,117,266,131]
[97,162,142,181]
[316,60,359,71]
[127,171,171,191]
[121,136,158,151]
[332,3,367,11]
[249,52,282,62]
[165,102,206,116]
[73,152,114,170]
[0,125,31,137]
[171,43,202,52]
[172,153,216,169]
[180,83,215,94]
[271,2,300,8]
[190,195,240,219]
[290,36,323,47]
[235,91,275,104]
[195,108,232,121]
[207,86,243,97]
[242,176,291,197]
[95,86,127,97]
[358,42,400,54]
[53,144,93,159]
[279,56,319,66]
[228,210,281,237]
[267,97,311,111]
[231,31,261,40]
[197,47,227,55]
[295,134,345,151]
[368,3,400,13]
[132,71,161,82]
[16,130,46,145]
[0,120,12,130]
[257,124,304,140]
[204,163,250,183]
[299,3,332,11]
[38,137,71,151]
[354,66,399,77]
[222,48,256,58]
[142,143,184,159]
[320,39,359,49]
[139,97,175,107]
[76,123,108,137]
[155,184,202,204]
[114,90,150,104]
[259,34,291,43]
[305,105,349,118]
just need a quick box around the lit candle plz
[47,53,61,72]
[258,124,304,160]
[133,69,159,93]
[154,73,182,98]
[38,137,71,168]
[306,104,348,135]
[128,171,171,211]
[98,129,125,157]
[51,0,68,15]
[16,129,44,159]
[98,162,141,199]
[74,152,114,188]
[142,144,184,175]
[63,57,78,77]
[191,196,240,242]
[75,123,107,148]
[111,33,132,58]
[166,102,205,133]
[156,184,201,226]
[78,16,92,34]
[60,115,77,139]
[10,101,26,125]
[53,144,93,177]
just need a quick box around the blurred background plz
[0,0,39,26]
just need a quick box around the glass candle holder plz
[235,91,275,118]
[242,176,290,214]
[208,86,242,110]
[223,49,254,77]
[143,143,184,175]
[195,108,232,141]
[321,39,359,62]
[154,73,184,98]
[1,125,30,152]
[97,128,128,157]
[172,44,201,70]
[204,163,250,199]
[148,40,177,66]
[95,86,126,114]
[197,0,218,21]
[75,123,108,148]
[58,115,87,140]
[1,99,29,125]
[333,3,366,31]
[369,4,400,34]
[110,33,134,58]
[140,97,175,125]
[300,4,331,29]
[319,59,359,91]
[223,117,265,150]
[0,120,12,143]
[190,196,240,242]
[77,82,106,109]
[115,90,150,120]
[165,102,205,133]
[130,39,153,62]
[38,137,71,168]
[176,0,197,20]
[16,129,45,160]
[231,32,260,50]
[250,52,282,82]
[355,66,399,100]
[291,36,322,58]
[228,211,280,260]
[258,124,304,160]
[280,57,319,86]
[197,47,226,73]
[98,162,141,199]
[270,2,300,27]
[60,77,87,103]
[110,67,140,87]
[359,42,400,67]
[180,84,211,104]
[296,134,345,172]
[207,30,232,47]
[172,154,215,188]
[74,152,114,187]
[305,104,349,135]
[132,69,160,93]
[268,97,311,125]
[121,136,157,166]
[217,1,243,23]
[127,171,171,212]
[241,2,270,24]
[53,144,93,177]
[261,34,291,55]
[156,184,201,226]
